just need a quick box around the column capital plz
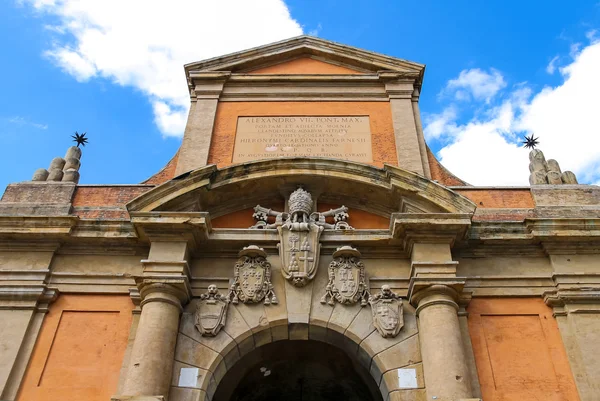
[135,278,191,311]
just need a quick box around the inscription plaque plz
[233,116,373,163]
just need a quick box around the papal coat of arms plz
[368,285,404,338]
[230,245,277,305]
[321,246,369,306]
[250,187,353,287]
[195,284,229,337]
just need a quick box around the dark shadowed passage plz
[213,340,383,401]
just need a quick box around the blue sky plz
[1,1,599,190]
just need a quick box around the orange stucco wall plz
[468,298,579,401]
[17,295,133,401]
[208,102,398,169]
[249,57,363,74]
[211,203,389,229]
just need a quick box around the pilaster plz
[175,73,229,176]
[544,287,600,401]
[385,77,425,176]
[0,244,60,401]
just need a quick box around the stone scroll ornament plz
[250,187,353,287]
[321,246,369,306]
[368,285,404,338]
[230,245,277,305]
[195,285,229,337]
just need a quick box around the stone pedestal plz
[413,285,472,400]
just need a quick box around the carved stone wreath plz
[230,245,277,305]
[321,246,369,306]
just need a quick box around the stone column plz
[412,285,472,400]
[409,243,477,401]
[121,283,187,399]
[114,241,191,401]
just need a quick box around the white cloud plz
[21,0,304,137]
[442,68,506,103]
[546,55,559,74]
[429,39,600,186]
[8,116,48,130]
[423,106,458,140]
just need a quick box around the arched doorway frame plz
[171,265,424,401]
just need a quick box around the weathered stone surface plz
[31,168,49,181]
[174,334,223,374]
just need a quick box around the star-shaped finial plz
[522,134,539,149]
[72,131,89,148]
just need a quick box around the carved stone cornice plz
[391,213,472,254]
[0,215,77,239]
[0,285,59,312]
[185,35,424,78]
[544,288,600,316]
[129,212,211,250]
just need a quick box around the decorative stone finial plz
[528,149,577,185]
[31,145,83,184]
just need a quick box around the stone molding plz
[544,288,600,316]
[185,35,424,78]
[126,158,477,215]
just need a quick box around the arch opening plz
[213,339,384,401]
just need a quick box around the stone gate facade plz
[0,36,598,401]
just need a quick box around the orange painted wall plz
[468,298,579,401]
[17,295,133,401]
[208,102,398,169]
[211,203,389,229]
[249,57,363,74]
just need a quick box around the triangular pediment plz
[185,36,425,80]
[247,56,365,75]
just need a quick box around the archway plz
[213,339,383,401]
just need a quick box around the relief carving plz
[369,285,404,338]
[230,245,277,305]
[321,246,369,306]
[195,284,229,337]
[250,187,353,287]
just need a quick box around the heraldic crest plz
[251,187,353,287]
[195,284,229,337]
[368,285,404,338]
[230,245,277,305]
[321,245,369,306]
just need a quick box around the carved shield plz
[370,298,403,338]
[238,261,266,302]
[278,223,323,287]
[334,265,359,301]
[195,296,228,337]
